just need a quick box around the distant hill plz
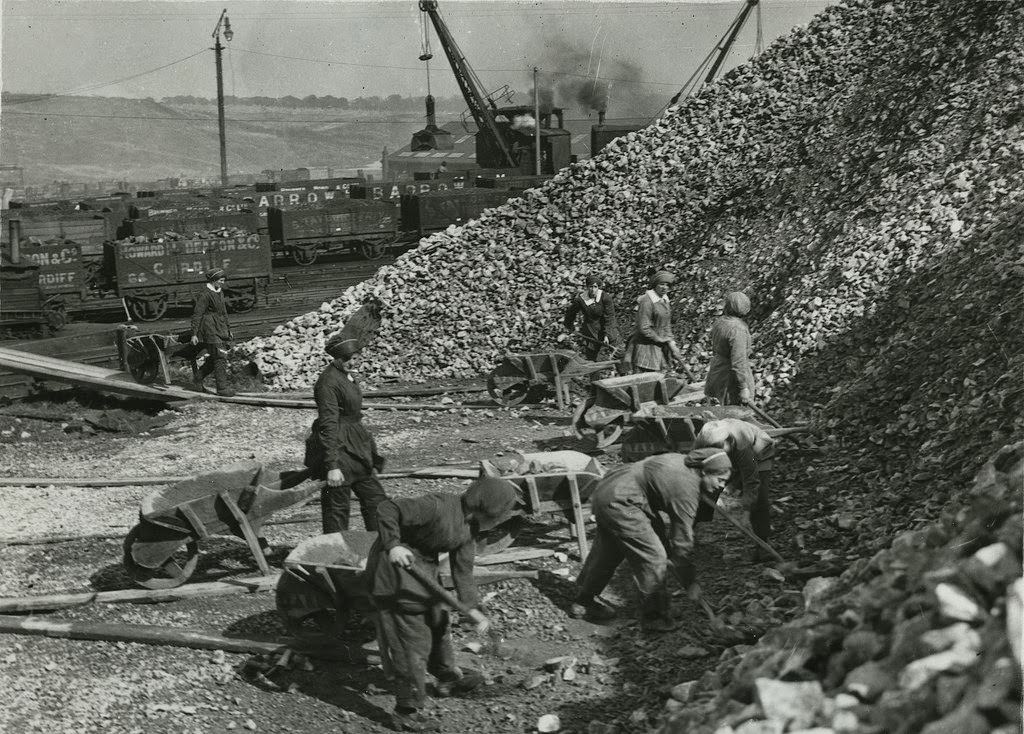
[0,94,443,184]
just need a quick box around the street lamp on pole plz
[212,9,233,186]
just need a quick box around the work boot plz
[389,708,440,732]
[192,378,211,394]
[568,596,616,622]
[434,669,484,697]
[213,360,236,397]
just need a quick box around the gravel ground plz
[0,394,813,733]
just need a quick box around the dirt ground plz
[0,391,823,734]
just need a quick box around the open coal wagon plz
[123,463,320,589]
[486,350,617,410]
[572,371,704,449]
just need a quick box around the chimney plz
[598,109,606,125]
[425,94,437,129]
[8,218,21,264]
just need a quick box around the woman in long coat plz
[626,270,685,373]
[704,291,756,405]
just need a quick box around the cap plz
[206,268,226,282]
[325,333,360,360]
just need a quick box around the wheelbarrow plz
[619,404,766,462]
[486,350,618,410]
[122,462,320,589]
[119,327,203,386]
[572,371,705,449]
[276,521,522,648]
[479,450,605,560]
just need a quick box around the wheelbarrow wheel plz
[122,525,199,589]
[487,371,531,407]
[572,398,624,449]
[275,571,348,642]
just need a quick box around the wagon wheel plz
[291,245,319,266]
[122,525,199,589]
[128,295,167,322]
[224,285,257,314]
[125,339,162,385]
[275,571,348,641]
[571,398,624,449]
[358,241,387,261]
[487,371,532,407]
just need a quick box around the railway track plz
[0,258,392,400]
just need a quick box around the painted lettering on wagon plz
[218,188,352,212]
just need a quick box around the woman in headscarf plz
[626,270,685,373]
[569,447,732,632]
[705,291,756,405]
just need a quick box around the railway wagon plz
[267,198,397,265]
[2,210,115,256]
[216,178,365,215]
[120,211,263,239]
[15,242,93,323]
[350,177,469,204]
[399,189,511,239]
[105,233,271,321]
[474,173,553,193]
[0,258,62,335]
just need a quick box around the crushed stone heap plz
[658,442,1023,734]
[240,0,1022,408]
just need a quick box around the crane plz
[418,0,517,169]
[668,0,763,106]
[417,0,571,174]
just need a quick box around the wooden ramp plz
[0,346,199,403]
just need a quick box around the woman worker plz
[625,270,686,373]
[367,478,518,732]
[704,291,756,405]
[569,448,732,632]
[563,274,622,360]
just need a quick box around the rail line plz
[0,258,392,400]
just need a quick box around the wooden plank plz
[474,548,554,566]
[0,575,280,614]
[0,615,288,654]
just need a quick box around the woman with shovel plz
[366,477,518,732]
[570,448,732,632]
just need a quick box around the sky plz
[1,0,830,106]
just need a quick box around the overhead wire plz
[3,49,208,106]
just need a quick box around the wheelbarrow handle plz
[404,563,480,619]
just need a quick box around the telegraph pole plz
[533,67,541,175]
[212,10,233,186]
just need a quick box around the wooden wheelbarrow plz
[572,371,704,449]
[486,350,618,410]
[122,463,320,589]
[620,404,811,462]
[479,450,605,560]
[118,326,204,386]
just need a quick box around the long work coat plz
[305,360,383,478]
[694,417,775,509]
[705,315,755,404]
[191,286,231,346]
[628,290,674,372]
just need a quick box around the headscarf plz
[724,291,751,317]
[206,268,226,282]
[325,334,360,361]
[685,447,732,475]
[462,477,520,532]
[695,420,731,449]
[584,273,599,287]
[650,270,677,286]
